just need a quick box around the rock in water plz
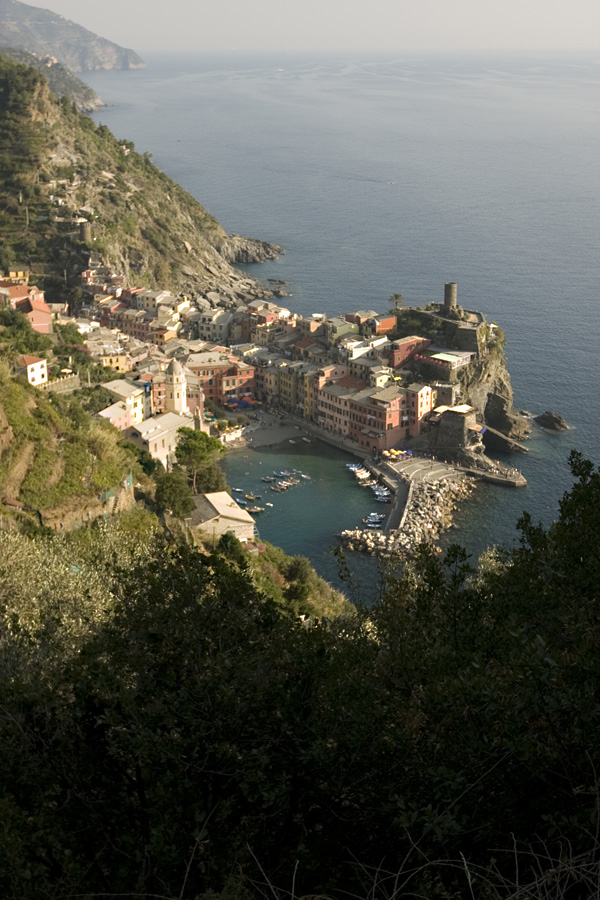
[534,410,568,431]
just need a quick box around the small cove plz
[220,437,380,597]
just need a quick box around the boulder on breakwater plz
[339,477,475,558]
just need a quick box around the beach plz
[229,413,323,450]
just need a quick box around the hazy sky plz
[40,0,600,55]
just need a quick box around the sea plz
[83,53,600,590]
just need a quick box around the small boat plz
[376,497,391,503]
[245,494,256,500]
[247,506,264,513]
[302,437,311,443]
[261,475,275,483]
[265,502,274,507]
[289,439,296,444]
[301,474,311,480]
[233,488,243,493]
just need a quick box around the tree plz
[155,470,195,517]
[389,291,406,311]
[175,427,224,493]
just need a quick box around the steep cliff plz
[0,0,145,71]
[0,57,282,304]
[458,352,531,450]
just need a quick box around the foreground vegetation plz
[0,452,598,899]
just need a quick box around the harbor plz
[220,413,488,586]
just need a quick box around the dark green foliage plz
[218,530,249,567]
[175,426,225,493]
[0,308,52,355]
[155,469,195,517]
[72,384,114,414]
[1,457,600,898]
[137,447,160,476]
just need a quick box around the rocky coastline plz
[340,477,475,558]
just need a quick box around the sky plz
[37,0,600,55]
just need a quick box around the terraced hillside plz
[0,369,137,530]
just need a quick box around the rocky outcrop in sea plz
[534,410,568,431]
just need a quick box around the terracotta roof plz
[332,374,365,389]
[18,355,45,366]
[27,298,51,313]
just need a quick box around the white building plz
[16,355,48,386]
[126,411,194,468]
[164,358,189,415]
[185,491,256,543]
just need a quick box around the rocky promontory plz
[217,234,284,266]
[0,47,104,111]
[458,354,530,447]
[0,0,146,71]
[0,56,282,306]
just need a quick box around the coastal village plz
[1,260,527,553]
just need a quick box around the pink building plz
[388,336,431,369]
[348,386,409,451]
[16,296,53,334]
[406,383,433,437]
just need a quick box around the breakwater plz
[339,477,476,558]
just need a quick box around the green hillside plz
[0,47,103,110]
[0,55,280,307]
[0,359,138,529]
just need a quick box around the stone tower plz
[444,282,457,312]
[164,358,188,415]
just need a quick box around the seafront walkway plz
[387,456,525,487]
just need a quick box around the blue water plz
[83,53,600,571]
[219,440,380,596]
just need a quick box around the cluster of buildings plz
[5,258,490,463]
[0,267,54,334]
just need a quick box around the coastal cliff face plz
[217,234,284,266]
[458,354,531,447]
[0,0,145,71]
